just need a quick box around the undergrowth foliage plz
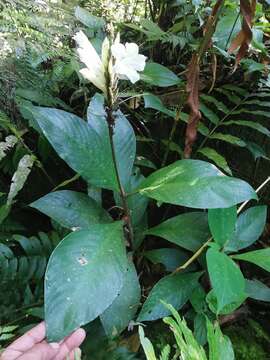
[0,1,270,359]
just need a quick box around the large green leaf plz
[100,259,140,337]
[87,94,136,188]
[233,249,270,272]
[206,248,246,313]
[245,279,270,302]
[31,190,111,230]
[213,9,241,50]
[144,248,195,272]
[146,212,210,252]
[208,206,237,247]
[137,272,202,321]
[45,222,127,341]
[225,206,267,252]
[140,62,181,87]
[30,107,118,191]
[137,160,257,209]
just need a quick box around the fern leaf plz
[200,95,229,114]
[223,120,270,137]
[0,135,17,161]
[209,133,246,147]
[7,154,35,206]
[198,147,232,175]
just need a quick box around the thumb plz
[18,342,60,360]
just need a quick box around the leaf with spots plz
[45,222,128,341]
[31,190,111,230]
[100,259,141,337]
[137,160,257,209]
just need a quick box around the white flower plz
[73,31,147,94]
[73,31,107,93]
[111,42,147,83]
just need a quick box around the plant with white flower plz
[73,31,146,99]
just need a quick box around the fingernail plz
[49,342,60,349]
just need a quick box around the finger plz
[3,322,46,354]
[54,329,86,360]
[17,342,60,360]
[67,347,82,360]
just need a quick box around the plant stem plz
[107,115,134,247]
[173,176,270,273]
[104,49,134,248]
[237,176,270,214]
[161,107,181,167]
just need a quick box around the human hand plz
[1,322,86,360]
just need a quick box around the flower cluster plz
[73,31,146,96]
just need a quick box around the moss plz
[224,319,270,360]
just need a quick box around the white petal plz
[111,43,126,60]
[133,54,147,71]
[79,68,106,93]
[125,67,140,83]
[114,61,140,83]
[125,43,139,56]
[74,31,102,71]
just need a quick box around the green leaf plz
[31,190,111,230]
[210,133,246,147]
[31,106,118,191]
[146,212,210,252]
[137,272,202,321]
[198,147,232,175]
[74,6,105,30]
[246,141,269,161]
[139,326,157,360]
[144,248,195,272]
[137,160,257,209]
[162,303,208,360]
[143,94,175,117]
[232,249,270,272]
[225,206,267,252]
[87,94,136,189]
[45,222,128,341]
[100,259,140,337]
[199,103,219,124]
[213,9,241,50]
[140,62,181,87]
[208,206,237,247]
[200,95,229,113]
[135,156,157,170]
[222,84,248,96]
[245,279,270,302]
[223,120,270,137]
[206,289,244,315]
[206,248,246,313]
[207,318,235,360]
